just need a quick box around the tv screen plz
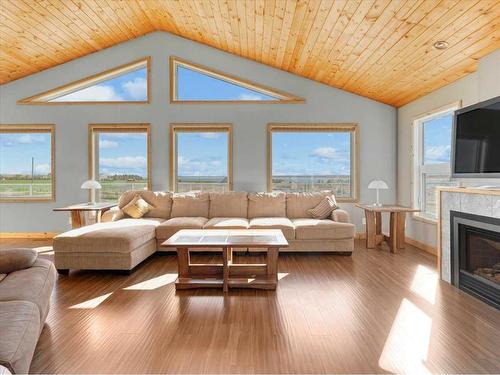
[453,96,500,177]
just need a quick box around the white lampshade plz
[368,179,389,190]
[81,180,102,190]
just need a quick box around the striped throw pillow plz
[307,196,338,219]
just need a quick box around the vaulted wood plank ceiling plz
[1,0,499,107]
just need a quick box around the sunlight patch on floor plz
[379,298,432,374]
[123,273,178,290]
[411,265,438,304]
[69,293,113,309]
[278,272,290,280]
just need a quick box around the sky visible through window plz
[272,132,351,176]
[423,113,453,164]
[177,66,279,101]
[0,133,51,176]
[50,68,147,102]
[176,132,228,177]
[97,133,148,178]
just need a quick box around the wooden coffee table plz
[161,229,289,292]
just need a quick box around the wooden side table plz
[356,204,419,253]
[53,203,117,229]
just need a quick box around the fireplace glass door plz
[463,228,500,286]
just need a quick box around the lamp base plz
[372,202,383,207]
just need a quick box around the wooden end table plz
[161,229,289,292]
[356,204,419,253]
[53,202,117,229]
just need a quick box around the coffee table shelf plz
[161,229,288,292]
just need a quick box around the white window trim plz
[412,102,460,222]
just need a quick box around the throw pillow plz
[307,196,338,219]
[122,195,153,219]
[0,248,38,274]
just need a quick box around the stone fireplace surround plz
[439,187,500,284]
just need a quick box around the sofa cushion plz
[209,192,248,218]
[118,190,172,219]
[0,258,56,324]
[0,249,38,274]
[53,218,163,254]
[292,218,355,240]
[248,217,295,240]
[204,217,249,229]
[248,192,286,219]
[286,191,332,219]
[0,300,40,375]
[156,217,209,240]
[171,193,210,218]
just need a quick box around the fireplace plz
[450,211,500,309]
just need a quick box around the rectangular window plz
[0,124,55,201]
[413,103,460,220]
[89,124,150,202]
[268,124,359,202]
[170,124,232,192]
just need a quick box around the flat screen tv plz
[452,96,500,178]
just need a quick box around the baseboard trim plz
[406,237,437,255]
[0,232,57,239]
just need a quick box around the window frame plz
[169,56,304,104]
[169,123,233,192]
[88,123,151,202]
[18,57,151,105]
[0,124,56,202]
[412,101,461,223]
[267,123,359,203]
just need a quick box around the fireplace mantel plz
[438,187,500,282]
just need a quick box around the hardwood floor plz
[1,239,499,374]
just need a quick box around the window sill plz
[412,214,438,225]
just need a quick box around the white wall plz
[0,31,396,233]
[397,49,500,249]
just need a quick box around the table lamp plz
[368,179,388,207]
[81,179,102,205]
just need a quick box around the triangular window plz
[19,58,149,104]
[171,57,303,103]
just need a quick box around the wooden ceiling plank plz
[226,0,243,56]
[276,0,303,68]
[84,0,132,42]
[319,0,379,82]
[259,0,275,61]
[209,0,230,53]
[101,0,145,39]
[307,0,361,79]
[190,0,221,50]
[161,2,194,40]
[235,0,249,58]
[253,0,265,61]
[217,0,237,55]
[300,0,346,79]
[366,0,496,91]
[340,0,439,90]
[332,0,406,87]
[267,0,286,65]
[246,0,256,61]
[281,0,310,70]
[291,0,333,73]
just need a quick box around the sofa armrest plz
[331,209,350,223]
[101,206,124,222]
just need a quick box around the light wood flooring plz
[1,239,499,374]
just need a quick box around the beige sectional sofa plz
[0,258,56,374]
[53,191,355,273]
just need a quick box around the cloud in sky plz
[100,156,147,169]
[99,139,119,149]
[310,147,337,159]
[238,93,264,101]
[178,155,224,176]
[199,132,221,139]
[34,163,50,175]
[425,145,450,163]
[122,77,147,100]
[14,134,47,144]
[52,85,124,102]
